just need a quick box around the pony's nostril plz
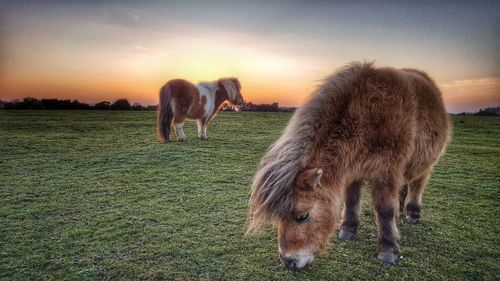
[280,255,297,269]
[280,256,288,265]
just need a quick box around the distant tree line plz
[475,106,500,116]
[0,97,156,111]
[456,106,500,116]
[223,102,296,112]
[241,102,279,112]
[0,97,296,112]
[1,98,497,115]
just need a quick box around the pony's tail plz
[157,85,174,143]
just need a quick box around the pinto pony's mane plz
[198,77,241,102]
[219,77,241,102]
[247,62,373,232]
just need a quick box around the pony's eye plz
[295,212,310,223]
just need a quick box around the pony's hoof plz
[199,135,208,140]
[178,138,187,142]
[377,252,398,265]
[405,216,419,224]
[339,229,355,240]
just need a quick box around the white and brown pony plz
[248,62,450,270]
[157,77,243,143]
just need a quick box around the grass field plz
[0,110,499,280]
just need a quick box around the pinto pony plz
[157,78,243,143]
[248,62,450,270]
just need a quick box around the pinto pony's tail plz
[157,85,174,143]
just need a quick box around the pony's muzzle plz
[279,252,299,270]
[279,251,314,271]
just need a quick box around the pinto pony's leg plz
[196,120,203,139]
[197,118,208,140]
[403,173,429,224]
[339,180,363,240]
[173,116,187,142]
[372,178,401,264]
[174,122,186,141]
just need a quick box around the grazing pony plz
[248,62,450,270]
[157,78,243,143]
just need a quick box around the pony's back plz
[401,69,450,180]
[307,64,450,183]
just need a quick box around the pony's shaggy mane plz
[219,77,241,102]
[248,62,374,232]
[217,77,241,90]
[198,77,241,102]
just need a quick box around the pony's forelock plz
[248,62,373,232]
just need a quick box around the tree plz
[131,102,146,110]
[475,106,500,116]
[111,99,131,110]
[94,101,111,110]
[19,97,44,109]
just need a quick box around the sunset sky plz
[1,0,499,113]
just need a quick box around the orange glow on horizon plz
[2,67,499,112]
[0,22,498,112]
[0,34,328,107]
[1,2,498,113]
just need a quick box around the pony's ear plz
[300,168,324,189]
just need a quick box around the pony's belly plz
[184,105,213,120]
[194,85,216,119]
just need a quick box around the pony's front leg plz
[372,179,400,264]
[339,180,363,240]
[197,119,208,140]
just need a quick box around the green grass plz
[0,111,499,280]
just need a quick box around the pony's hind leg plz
[174,122,187,141]
[173,116,187,142]
[403,173,430,224]
[399,184,408,212]
[372,178,401,264]
[339,180,363,240]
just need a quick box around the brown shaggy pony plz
[248,62,450,270]
[157,77,244,143]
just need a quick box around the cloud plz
[439,77,500,113]
[102,5,142,28]
[439,77,500,89]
